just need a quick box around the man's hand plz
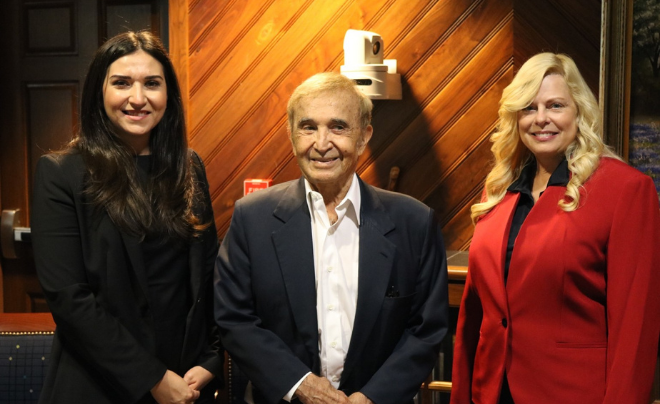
[151,370,200,404]
[295,374,350,404]
[348,392,374,404]
[183,366,214,391]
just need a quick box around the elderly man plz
[214,72,448,404]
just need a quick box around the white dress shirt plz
[281,174,362,401]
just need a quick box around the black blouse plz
[135,155,191,374]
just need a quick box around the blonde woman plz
[451,53,660,404]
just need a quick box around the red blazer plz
[451,158,660,404]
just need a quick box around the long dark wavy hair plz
[70,31,206,240]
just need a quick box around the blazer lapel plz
[187,240,203,302]
[179,226,212,366]
[478,192,519,309]
[342,180,395,383]
[271,178,320,371]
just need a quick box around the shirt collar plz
[508,157,570,194]
[304,174,361,226]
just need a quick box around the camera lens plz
[372,42,380,55]
[354,79,372,86]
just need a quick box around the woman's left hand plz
[183,366,214,391]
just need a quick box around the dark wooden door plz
[0,0,166,313]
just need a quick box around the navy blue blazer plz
[31,151,223,404]
[214,177,448,404]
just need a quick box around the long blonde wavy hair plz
[471,52,619,222]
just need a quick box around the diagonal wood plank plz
[170,0,602,247]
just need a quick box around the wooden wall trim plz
[188,0,203,12]
[600,0,632,158]
[169,0,190,115]
[0,313,55,332]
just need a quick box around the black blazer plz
[31,151,223,404]
[214,177,448,404]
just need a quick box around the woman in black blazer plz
[31,31,222,404]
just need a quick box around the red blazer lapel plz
[471,192,519,311]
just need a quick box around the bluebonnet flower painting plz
[629,123,660,198]
[629,0,660,200]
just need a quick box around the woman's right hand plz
[151,370,201,404]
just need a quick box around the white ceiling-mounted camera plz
[340,29,402,100]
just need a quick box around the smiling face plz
[290,89,372,199]
[518,74,578,170]
[103,50,167,154]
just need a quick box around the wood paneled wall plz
[513,0,602,94]
[170,0,601,249]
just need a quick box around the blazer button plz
[501,318,508,328]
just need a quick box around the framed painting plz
[601,0,660,200]
[601,0,660,399]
